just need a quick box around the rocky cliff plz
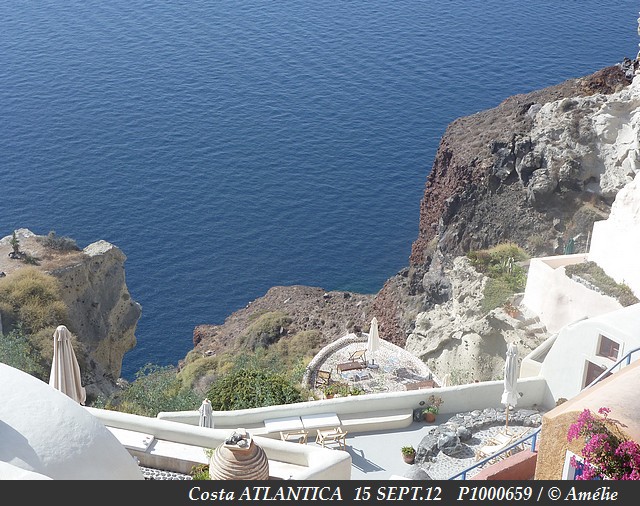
[192,285,374,360]
[0,229,141,398]
[8,62,637,392]
[373,60,639,350]
[191,59,640,384]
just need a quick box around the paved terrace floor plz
[139,411,540,480]
[331,414,538,480]
[307,334,439,396]
[300,335,541,479]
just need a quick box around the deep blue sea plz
[1,1,638,379]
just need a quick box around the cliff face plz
[0,230,141,398]
[52,240,141,391]
[191,285,374,360]
[188,61,640,384]
[373,62,638,347]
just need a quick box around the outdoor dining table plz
[336,361,365,373]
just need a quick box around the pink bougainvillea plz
[567,407,640,480]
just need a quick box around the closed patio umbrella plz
[198,398,214,428]
[367,317,380,367]
[49,325,86,405]
[501,342,519,433]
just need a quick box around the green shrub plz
[468,242,528,274]
[565,262,639,307]
[323,381,364,397]
[22,253,41,265]
[189,463,210,480]
[238,311,292,350]
[177,354,221,393]
[205,359,303,410]
[112,364,200,417]
[468,243,529,313]
[0,326,47,379]
[38,230,80,251]
[0,267,69,334]
[261,329,323,373]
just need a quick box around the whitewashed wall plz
[539,304,640,402]
[588,174,640,297]
[521,255,621,333]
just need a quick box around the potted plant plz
[421,395,443,423]
[323,383,340,399]
[401,445,416,464]
[323,382,350,399]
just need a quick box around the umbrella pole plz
[505,406,510,434]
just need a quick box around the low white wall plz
[520,335,556,378]
[522,256,621,333]
[158,376,549,429]
[86,378,549,480]
[86,407,351,480]
[589,219,640,298]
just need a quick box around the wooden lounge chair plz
[347,349,367,365]
[315,427,347,450]
[314,369,332,388]
[474,430,523,462]
[280,429,309,444]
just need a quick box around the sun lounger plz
[474,430,525,462]
[405,379,436,391]
[315,427,347,450]
[280,429,309,444]
[347,349,367,365]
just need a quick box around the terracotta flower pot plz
[424,412,436,423]
[403,452,416,464]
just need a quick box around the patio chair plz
[314,369,332,388]
[347,349,367,366]
[280,429,309,444]
[474,431,522,462]
[315,427,347,450]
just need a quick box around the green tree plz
[205,357,303,410]
[0,325,47,378]
[112,364,200,417]
[10,231,20,256]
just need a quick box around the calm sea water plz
[1,1,637,379]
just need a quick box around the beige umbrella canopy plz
[49,325,86,405]
[501,342,519,433]
[198,398,214,428]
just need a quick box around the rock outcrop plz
[374,62,639,348]
[192,285,374,359]
[12,62,634,392]
[405,256,548,382]
[0,229,141,398]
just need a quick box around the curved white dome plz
[0,364,143,480]
[0,461,51,479]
